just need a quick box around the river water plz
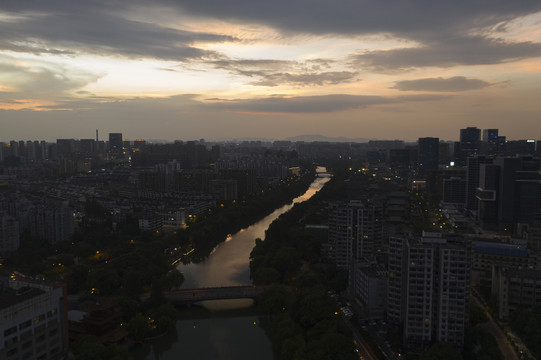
[134,169,330,360]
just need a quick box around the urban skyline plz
[1,1,541,142]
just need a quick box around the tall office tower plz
[108,133,123,160]
[465,155,492,211]
[482,128,502,154]
[457,127,481,166]
[495,156,541,231]
[0,281,68,360]
[442,177,466,205]
[0,142,4,162]
[328,200,383,271]
[0,213,19,252]
[388,232,471,350]
[438,141,453,165]
[476,164,500,230]
[417,137,439,177]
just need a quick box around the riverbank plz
[132,171,330,359]
[249,170,359,360]
[177,169,316,263]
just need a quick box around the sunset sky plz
[1,1,541,142]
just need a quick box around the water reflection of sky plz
[178,171,330,293]
[137,315,271,360]
[139,171,330,359]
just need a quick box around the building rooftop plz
[0,286,45,311]
[473,241,528,257]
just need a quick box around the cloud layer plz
[392,76,492,92]
[1,1,541,141]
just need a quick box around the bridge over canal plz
[164,286,266,304]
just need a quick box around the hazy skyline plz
[1,1,541,142]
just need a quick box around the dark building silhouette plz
[476,164,500,230]
[56,139,75,158]
[417,137,439,177]
[465,156,492,212]
[443,177,467,205]
[475,156,541,232]
[505,140,536,156]
[482,129,505,155]
[457,127,481,166]
[108,133,123,160]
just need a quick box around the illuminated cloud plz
[211,58,357,86]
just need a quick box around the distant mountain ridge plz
[282,134,371,143]
[152,135,376,143]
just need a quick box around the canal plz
[133,168,330,360]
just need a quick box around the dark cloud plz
[352,35,541,71]
[167,1,541,70]
[392,76,492,92]
[205,93,447,113]
[156,67,179,72]
[0,2,237,61]
[156,1,541,38]
[2,1,541,70]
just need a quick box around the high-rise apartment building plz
[387,232,471,350]
[9,141,19,158]
[20,205,75,245]
[328,200,383,271]
[0,213,19,253]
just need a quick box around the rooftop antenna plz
[96,129,98,142]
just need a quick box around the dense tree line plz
[184,170,316,262]
[249,169,358,360]
[509,307,541,359]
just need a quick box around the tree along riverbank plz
[176,168,316,263]
[249,165,359,360]
[3,168,317,360]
